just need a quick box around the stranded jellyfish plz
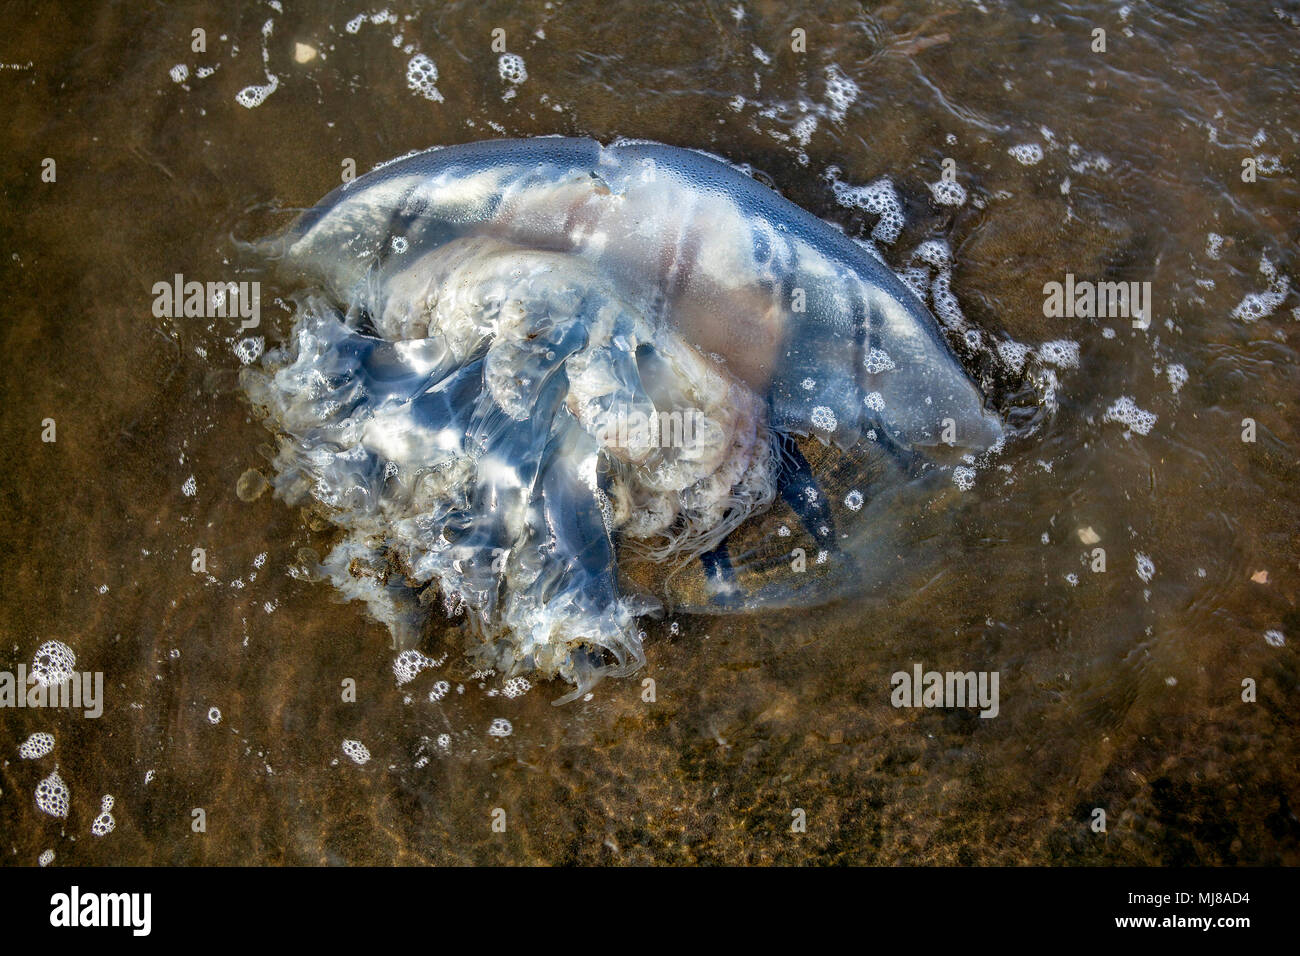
[243,138,1005,701]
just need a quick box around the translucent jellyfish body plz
[244,138,1003,701]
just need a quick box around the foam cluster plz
[31,641,75,686]
[35,770,70,818]
[19,732,55,760]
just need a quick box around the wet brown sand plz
[1,0,1297,864]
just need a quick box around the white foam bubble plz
[1135,552,1155,583]
[1265,629,1286,648]
[823,64,859,120]
[1008,143,1044,165]
[929,179,967,206]
[234,336,264,365]
[1166,363,1188,392]
[844,490,864,511]
[91,794,116,837]
[169,64,189,84]
[341,739,370,764]
[235,76,279,109]
[1037,339,1080,369]
[487,717,513,737]
[406,53,443,102]
[863,347,896,374]
[393,649,435,685]
[810,405,837,431]
[19,732,54,760]
[502,676,531,699]
[31,641,75,687]
[498,53,527,84]
[35,770,70,818]
[952,466,976,491]
[1232,288,1288,322]
[997,340,1032,373]
[1104,396,1156,435]
[828,171,904,244]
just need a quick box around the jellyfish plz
[242,137,1005,701]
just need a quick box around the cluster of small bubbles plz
[863,347,896,374]
[1265,629,1286,648]
[996,340,1032,373]
[822,64,860,120]
[341,739,370,764]
[1166,364,1188,392]
[235,77,279,109]
[393,649,435,685]
[91,795,116,837]
[1205,233,1224,259]
[1008,143,1044,165]
[31,641,75,687]
[1104,396,1157,436]
[844,490,864,512]
[35,770,70,818]
[428,679,451,702]
[234,336,265,365]
[406,54,443,102]
[182,475,197,496]
[791,115,818,147]
[898,266,928,299]
[669,620,681,636]
[487,718,513,737]
[390,236,409,254]
[810,405,837,431]
[1037,339,1080,369]
[928,272,966,332]
[827,170,904,244]
[928,179,967,206]
[1255,154,1283,175]
[38,849,54,867]
[1065,573,1079,586]
[19,732,55,760]
[437,733,451,749]
[169,64,189,83]
[777,525,791,537]
[1135,553,1155,583]
[964,328,983,350]
[800,377,816,390]
[1232,288,1288,322]
[952,466,976,491]
[501,676,531,699]
[498,53,527,84]
[864,392,885,413]
[207,706,222,724]
[914,241,951,270]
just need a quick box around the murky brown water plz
[2,0,1298,865]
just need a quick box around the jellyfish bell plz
[243,137,1006,701]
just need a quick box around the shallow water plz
[1,0,1297,865]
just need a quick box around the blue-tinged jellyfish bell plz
[242,138,1006,702]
